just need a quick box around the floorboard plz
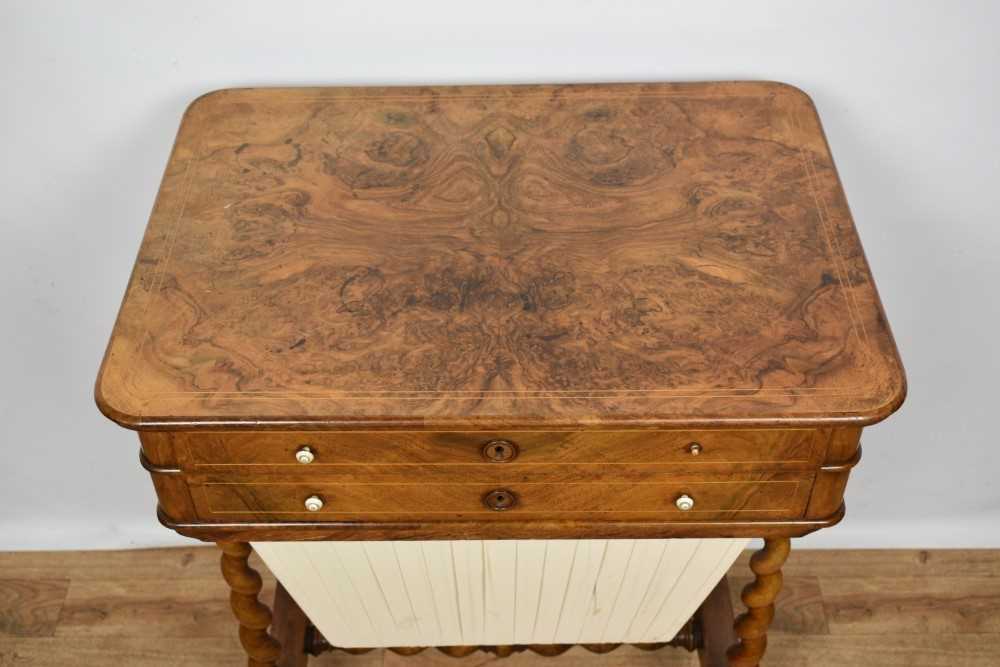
[0,548,997,665]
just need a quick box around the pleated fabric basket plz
[254,538,747,648]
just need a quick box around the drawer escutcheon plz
[483,488,518,511]
[481,439,518,463]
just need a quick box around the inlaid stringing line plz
[213,89,815,104]
[131,155,198,398]
[126,91,878,408]
[794,110,870,345]
[791,107,871,354]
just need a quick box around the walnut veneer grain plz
[96,82,904,432]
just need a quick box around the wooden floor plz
[1,548,998,666]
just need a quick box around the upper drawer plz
[175,429,823,468]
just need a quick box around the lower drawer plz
[191,472,813,522]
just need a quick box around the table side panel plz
[139,432,198,522]
[806,426,862,520]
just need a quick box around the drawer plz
[175,429,823,469]
[191,472,813,522]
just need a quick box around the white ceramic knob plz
[675,494,695,511]
[295,446,315,464]
[304,495,324,512]
[688,442,703,456]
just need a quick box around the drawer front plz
[177,429,823,469]
[191,472,813,522]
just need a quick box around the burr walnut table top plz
[96,81,905,431]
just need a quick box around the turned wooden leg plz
[272,582,309,667]
[219,542,283,667]
[697,575,737,667]
[726,538,790,667]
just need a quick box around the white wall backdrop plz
[1,1,998,550]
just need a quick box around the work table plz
[97,81,905,666]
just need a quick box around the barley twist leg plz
[219,542,282,667]
[726,537,790,666]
